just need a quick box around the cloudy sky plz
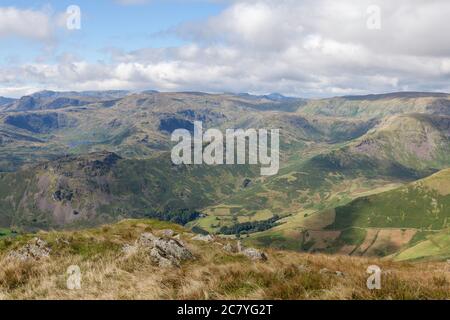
[1,0,450,98]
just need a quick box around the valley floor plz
[0,219,449,300]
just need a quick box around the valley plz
[0,90,449,263]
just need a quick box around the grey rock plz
[223,243,238,253]
[153,238,194,263]
[7,237,51,261]
[241,248,267,261]
[192,234,214,242]
[335,271,345,277]
[123,232,194,267]
[137,232,158,247]
[319,268,344,277]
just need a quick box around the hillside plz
[1,90,450,262]
[254,168,450,261]
[299,92,450,119]
[328,168,450,230]
[0,152,257,231]
[0,219,448,300]
[195,113,450,237]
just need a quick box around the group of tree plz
[219,215,280,235]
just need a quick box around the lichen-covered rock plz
[137,232,158,247]
[152,238,194,264]
[192,234,214,242]
[319,268,344,277]
[241,248,267,261]
[223,243,238,253]
[122,232,194,267]
[7,237,51,261]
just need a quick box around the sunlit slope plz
[327,168,450,230]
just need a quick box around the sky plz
[1,0,450,98]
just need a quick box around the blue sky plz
[1,0,450,98]
[0,0,225,64]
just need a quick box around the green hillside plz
[328,168,450,230]
[1,91,450,262]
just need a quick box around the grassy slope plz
[328,168,450,230]
[0,152,258,231]
[2,92,450,261]
[198,113,450,235]
[0,219,448,300]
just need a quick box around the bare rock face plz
[7,237,51,261]
[241,247,268,261]
[123,232,194,267]
[191,234,214,242]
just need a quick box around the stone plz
[223,243,238,253]
[122,232,194,268]
[137,232,158,247]
[192,234,214,242]
[153,238,194,263]
[319,268,344,277]
[7,237,51,261]
[241,248,267,261]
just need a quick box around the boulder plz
[137,232,158,247]
[319,268,344,277]
[123,232,194,267]
[7,237,51,261]
[153,238,194,265]
[223,243,238,253]
[192,234,214,242]
[241,248,267,261]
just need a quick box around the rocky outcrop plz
[222,240,267,261]
[123,232,194,267]
[7,238,51,261]
[241,248,268,261]
[191,234,214,242]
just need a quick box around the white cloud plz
[0,7,53,41]
[2,0,450,98]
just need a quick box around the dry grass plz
[0,219,449,300]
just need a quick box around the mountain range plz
[0,90,449,262]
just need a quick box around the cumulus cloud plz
[2,0,450,97]
[0,7,53,41]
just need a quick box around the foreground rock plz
[223,241,268,261]
[7,238,51,262]
[319,268,345,277]
[123,232,194,267]
[191,234,214,242]
[241,247,268,261]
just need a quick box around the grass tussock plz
[0,219,448,300]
